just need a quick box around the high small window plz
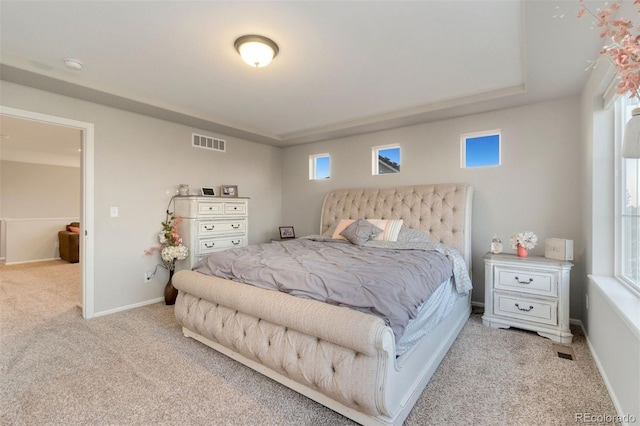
[372,144,401,175]
[461,130,501,168]
[309,153,330,180]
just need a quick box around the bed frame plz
[173,183,473,425]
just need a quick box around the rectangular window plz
[617,96,640,292]
[309,153,330,180]
[372,144,400,175]
[461,130,501,168]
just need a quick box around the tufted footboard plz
[173,270,397,419]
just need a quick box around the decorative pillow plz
[331,219,355,240]
[68,226,80,234]
[367,219,404,242]
[339,219,383,246]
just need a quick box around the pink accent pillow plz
[69,226,80,234]
[331,219,355,240]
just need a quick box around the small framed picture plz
[279,226,295,239]
[220,185,238,197]
[200,187,215,196]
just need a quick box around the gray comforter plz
[193,230,470,340]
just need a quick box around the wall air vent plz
[192,133,226,152]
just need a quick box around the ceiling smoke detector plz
[63,58,83,70]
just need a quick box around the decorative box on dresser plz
[482,253,573,344]
[173,196,249,270]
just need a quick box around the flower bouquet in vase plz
[145,211,189,305]
[510,231,537,257]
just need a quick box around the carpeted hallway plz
[0,261,619,425]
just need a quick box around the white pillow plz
[367,219,404,242]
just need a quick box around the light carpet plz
[0,261,618,425]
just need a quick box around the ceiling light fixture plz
[234,35,279,68]
[63,58,83,71]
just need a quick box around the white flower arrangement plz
[145,211,189,271]
[510,231,538,250]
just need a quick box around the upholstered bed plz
[172,183,473,425]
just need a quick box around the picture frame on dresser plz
[200,187,215,196]
[221,185,238,197]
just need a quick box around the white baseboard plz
[4,257,61,266]
[93,297,165,318]
[471,301,484,309]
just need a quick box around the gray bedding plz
[192,229,471,340]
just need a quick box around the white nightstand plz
[482,253,573,343]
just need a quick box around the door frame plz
[0,105,95,318]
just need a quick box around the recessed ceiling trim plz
[281,84,527,145]
[0,64,282,146]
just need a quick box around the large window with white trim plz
[617,96,640,292]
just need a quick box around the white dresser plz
[482,253,573,343]
[173,196,249,269]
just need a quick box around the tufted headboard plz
[320,183,474,269]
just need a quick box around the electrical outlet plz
[144,272,152,283]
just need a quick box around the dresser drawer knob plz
[204,242,215,248]
[514,276,534,285]
[232,240,241,245]
[231,224,240,229]
[204,225,215,231]
[515,303,534,312]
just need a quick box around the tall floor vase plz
[164,269,178,305]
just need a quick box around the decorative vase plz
[164,269,178,305]
[516,245,528,258]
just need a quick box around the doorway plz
[0,106,95,318]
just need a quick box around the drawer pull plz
[514,276,534,285]
[232,240,241,245]
[204,242,215,248]
[231,224,240,229]
[515,303,534,312]
[204,225,215,231]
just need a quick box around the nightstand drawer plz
[494,267,557,297]
[494,293,557,326]
[199,236,246,253]
[199,219,246,236]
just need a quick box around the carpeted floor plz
[0,261,619,425]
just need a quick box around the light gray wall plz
[281,97,585,319]
[1,160,81,261]
[1,160,81,218]
[0,80,283,314]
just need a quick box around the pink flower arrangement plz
[578,0,640,100]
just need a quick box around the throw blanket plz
[193,229,471,340]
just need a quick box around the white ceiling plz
[0,0,614,148]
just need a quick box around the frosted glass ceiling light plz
[234,35,279,68]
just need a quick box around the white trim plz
[0,106,95,319]
[588,275,640,341]
[5,257,60,266]
[2,217,79,222]
[93,297,164,317]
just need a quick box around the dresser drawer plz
[199,236,246,253]
[199,219,246,236]
[493,292,557,326]
[494,267,557,297]
[224,202,246,215]
[198,202,224,215]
